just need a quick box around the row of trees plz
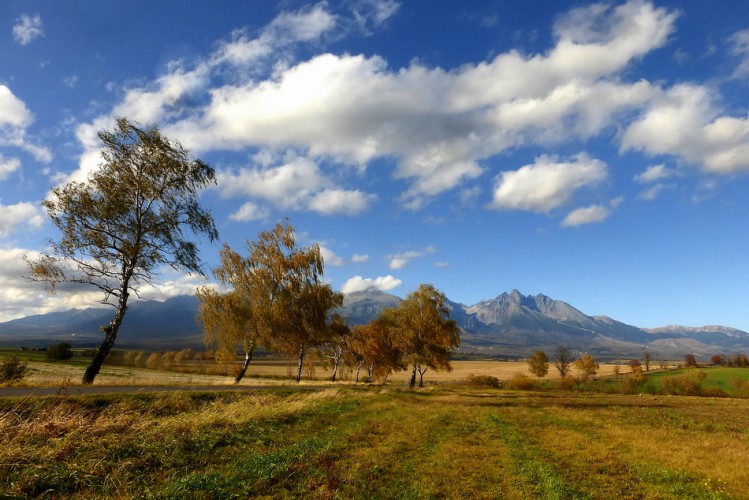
[198,222,461,386]
[527,347,600,381]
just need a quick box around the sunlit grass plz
[2,386,747,498]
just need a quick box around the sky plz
[2,0,749,331]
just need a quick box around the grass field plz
[647,367,749,397]
[1,386,747,498]
[1,347,649,387]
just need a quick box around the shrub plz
[505,373,539,390]
[0,355,28,383]
[556,374,576,391]
[619,370,648,394]
[701,387,729,398]
[46,342,73,361]
[661,369,706,396]
[466,374,501,388]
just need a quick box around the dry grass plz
[2,386,747,498]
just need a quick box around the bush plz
[619,370,648,394]
[466,374,500,388]
[661,369,706,396]
[46,342,73,361]
[504,373,539,390]
[0,355,28,383]
[556,374,576,391]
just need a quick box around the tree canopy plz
[29,118,218,384]
[198,221,343,383]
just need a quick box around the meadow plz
[2,385,748,498]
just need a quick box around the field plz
[2,385,748,498]
[1,348,646,387]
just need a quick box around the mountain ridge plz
[1,290,747,359]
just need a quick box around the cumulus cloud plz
[0,155,21,180]
[491,153,607,212]
[622,84,749,175]
[0,85,51,164]
[0,202,44,236]
[229,202,270,222]
[218,153,375,216]
[341,274,402,294]
[562,205,611,227]
[634,163,677,183]
[730,29,749,78]
[12,14,44,45]
[74,0,749,212]
[388,248,433,270]
[351,254,369,263]
[308,189,375,215]
[320,245,345,266]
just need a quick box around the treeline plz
[198,222,460,387]
[104,349,216,372]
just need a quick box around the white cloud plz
[0,84,52,164]
[0,155,21,180]
[229,202,270,222]
[622,84,749,175]
[634,163,677,183]
[561,205,611,227]
[320,245,345,266]
[389,250,423,270]
[218,155,327,209]
[491,153,607,212]
[341,275,402,294]
[63,75,79,89]
[730,29,749,78]
[0,202,44,236]
[12,14,44,45]
[77,0,749,211]
[351,254,369,263]
[217,153,375,216]
[0,249,212,321]
[0,85,32,129]
[308,189,375,215]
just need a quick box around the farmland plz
[3,351,749,497]
[2,385,748,498]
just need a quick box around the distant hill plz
[1,289,748,360]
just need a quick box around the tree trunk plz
[418,365,428,388]
[355,359,365,383]
[367,363,374,383]
[331,357,339,382]
[409,363,417,388]
[296,346,306,383]
[234,343,255,384]
[82,289,129,385]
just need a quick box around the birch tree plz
[28,118,217,384]
[392,284,460,388]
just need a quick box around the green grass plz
[2,386,749,498]
[647,367,749,396]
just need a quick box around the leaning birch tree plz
[28,118,218,384]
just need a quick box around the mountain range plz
[1,289,748,360]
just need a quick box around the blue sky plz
[2,0,749,331]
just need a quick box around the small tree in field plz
[0,355,28,383]
[46,342,73,361]
[29,118,218,384]
[553,345,573,377]
[574,353,599,381]
[389,284,460,388]
[628,358,642,373]
[711,354,727,366]
[643,350,652,372]
[527,350,549,378]
[685,353,698,368]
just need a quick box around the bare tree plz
[29,118,217,384]
[553,345,573,377]
[643,350,653,372]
